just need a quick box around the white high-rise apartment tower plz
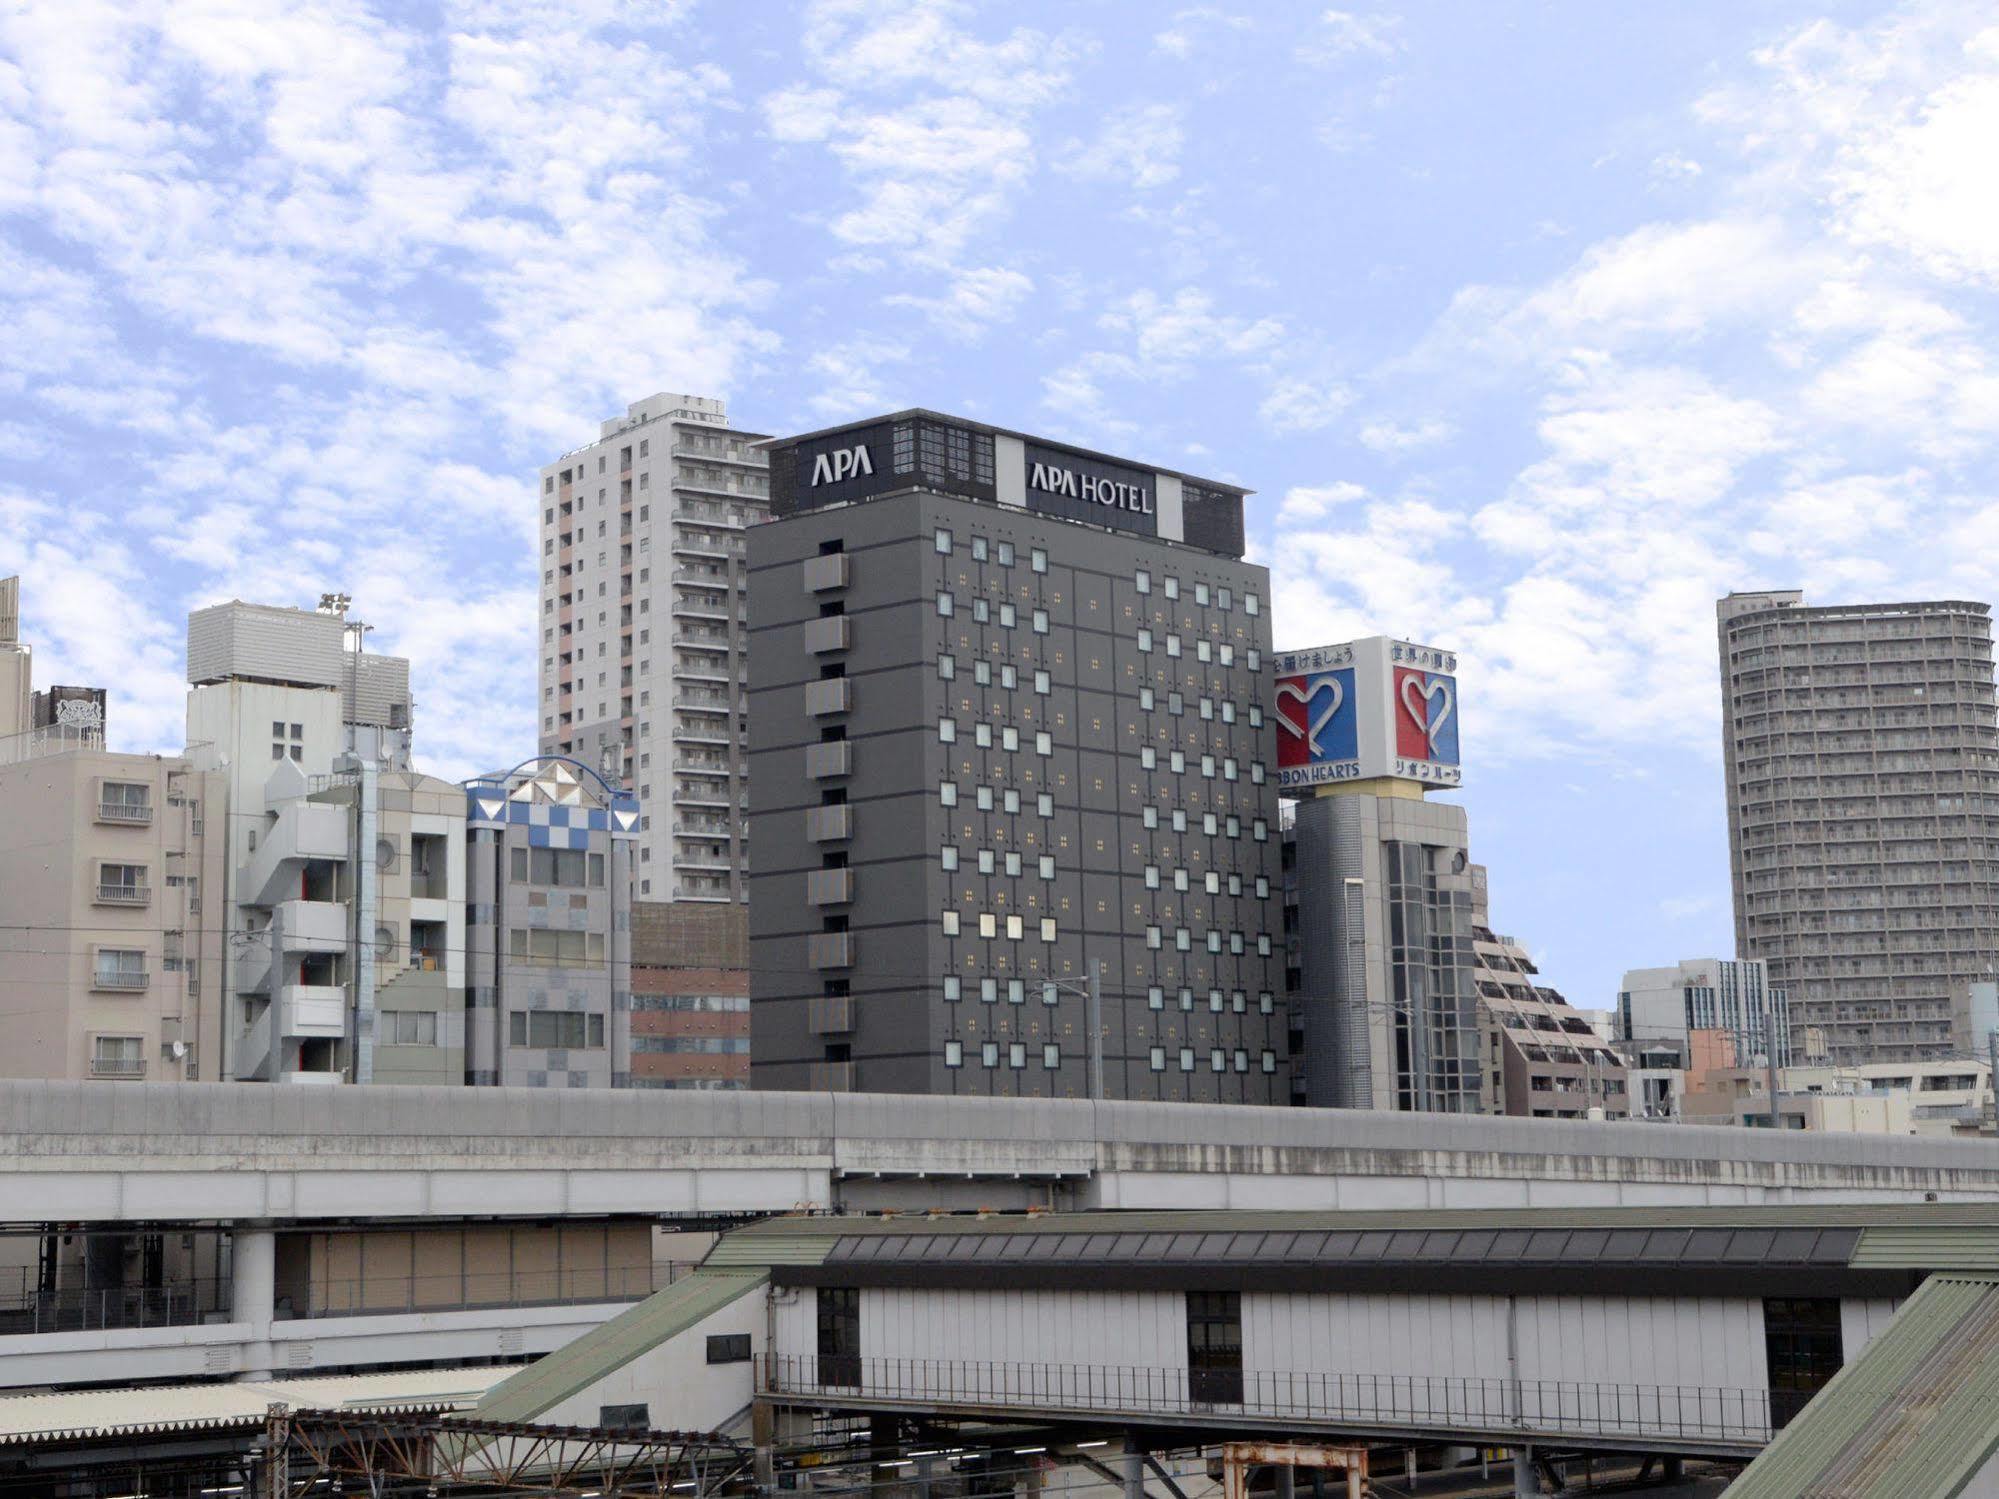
[536,394,768,903]
[1718,591,1999,1065]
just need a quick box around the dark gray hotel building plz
[747,412,1286,1101]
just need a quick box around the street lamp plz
[1045,962,1106,1101]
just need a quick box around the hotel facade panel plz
[748,412,1285,1102]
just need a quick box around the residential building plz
[1618,956,1798,1072]
[535,393,769,905]
[0,576,229,1083]
[1684,1058,1993,1136]
[1718,592,1999,1065]
[1280,637,1477,1111]
[1472,877,1627,1120]
[228,761,467,1084]
[748,410,1284,1100]
[462,756,638,1088]
[0,576,25,741]
[182,598,421,1081]
[630,900,749,1089]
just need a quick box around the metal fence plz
[762,1355,1774,1449]
[0,1277,231,1335]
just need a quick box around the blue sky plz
[4,0,1998,1012]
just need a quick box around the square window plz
[1137,628,1153,653]
[1141,747,1157,769]
[941,846,959,871]
[939,718,957,743]
[982,1042,999,1067]
[1039,917,1056,942]
[1035,731,1052,755]
[981,977,998,1003]
[940,782,958,806]
[979,912,997,938]
[997,541,1015,565]
[1004,851,1021,875]
[973,598,989,623]
[978,848,996,874]
[939,654,957,679]
[1001,665,1017,688]
[942,910,960,936]
[1142,806,1159,828]
[1150,1046,1167,1072]
[1034,670,1051,694]
[935,529,953,554]
[943,976,961,1001]
[1180,1048,1196,1072]
[1043,1043,1061,1070]
[974,722,992,747]
[1139,686,1154,710]
[1031,548,1048,573]
[1148,986,1165,1010]
[1038,855,1055,878]
[1004,789,1022,812]
[1009,1042,1027,1069]
[1245,592,1260,615]
[1000,602,1016,628]
[1038,793,1053,817]
[1002,726,1019,751]
[945,1041,964,1067]
[937,592,954,616]
[1006,914,1023,939]
[972,536,988,561]
[1008,978,1025,1003]
[1195,582,1209,606]
[1032,609,1049,634]
[1135,569,1151,594]
[974,659,992,685]
[976,785,994,810]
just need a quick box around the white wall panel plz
[1840,1296,1901,1359]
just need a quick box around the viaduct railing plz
[762,1355,1775,1452]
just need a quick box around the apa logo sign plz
[1275,667,1357,773]
[1395,667,1458,766]
[809,444,873,486]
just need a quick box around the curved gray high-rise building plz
[1717,592,1999,1065]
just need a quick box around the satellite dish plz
[169,1040,189,1059]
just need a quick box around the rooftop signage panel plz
[1272,635,1462,791]
[764,409,1247,558]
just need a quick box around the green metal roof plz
[1853,1226,1999,1271]
[472,1268,767,1426]
[1725,1273,1999,1499]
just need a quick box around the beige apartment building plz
[0,740,227,1083]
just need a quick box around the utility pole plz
[1088,960,1104,1102]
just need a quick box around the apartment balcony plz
[93,883,150,907]
[672,503,748,527]
[672,631,731,653]
[674,818,735,838]
[803,552,849,592]
[88,1057,146,1080]
[279,983,347,1038]
[805,678,852,716]
[808,994,854,1035]
[675,783,733,809]
[805,805,852,842]
[90,970,149,994]
[808,932,855,970]
[676,850,735,874]
[805,740,851,779]
[671,534,732,561]
[671,445,766,470]
[673,723,732,747]
[807,1060,854,1091]
[275,898,349,951]
[672,568,733,589]
[675,660,733,685]
[803,615,850,653]
[95,800,153,827]
[678,759,731,779]
[673,596,731,622]
[807,868,854,906]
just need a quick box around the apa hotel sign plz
[1272,635,1462,791]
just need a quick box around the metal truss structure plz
[263,1406,754,1498]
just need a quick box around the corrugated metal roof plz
[1853,1226,1999,1271]
[707,1226,844,1267]
[1725,1274,1999,1499]
[0,1364,517,1445]
[728,1204,1999,1238]
[473,1268,765,1425]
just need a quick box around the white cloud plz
[1358,417,1451,454]
[1276,482,1366,525]
[885,266,1033,338]
[1300,9,1401,63]
[1153,8,1252,59]
[1057,103,1184,190]
[1260,378,1352,434]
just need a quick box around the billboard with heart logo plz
[1272,637,1461,790]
